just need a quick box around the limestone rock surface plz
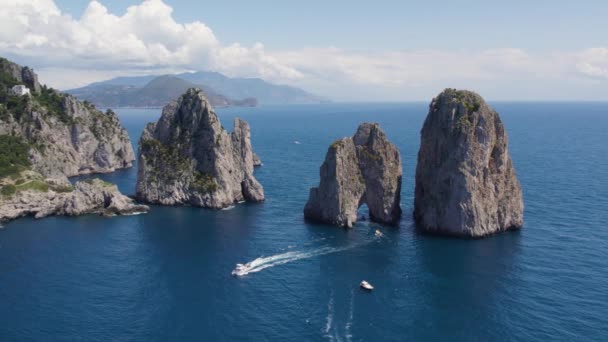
[0,57,135,177]
[0,176,149,222]
[304,123,402,227]
[414,89,524,237]
[136,88,264,208]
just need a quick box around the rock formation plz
[0,57,41,94]
[253,153,263,167]
[414,89,524,237]
[0,174,149,222]
[136,88,264,208]
[304,123,402,227]
[0,57,146,223]
[0,58,135,177]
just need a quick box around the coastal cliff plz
[414,89,524,237]
[0,173,148,222]
[136,88,264,208]
[304,123,402,227]
[0,57,147,223]
[0,58,135,177]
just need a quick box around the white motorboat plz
[232,263,249,276]
[375,230,384,237]
[360,280,374,291]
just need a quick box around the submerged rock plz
[304,123,402,227]
[136,88,264,208]
[0,176,149,222]
[414,89,524,237]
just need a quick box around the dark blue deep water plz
[1,103,607,341]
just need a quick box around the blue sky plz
[1,0,607,101]
[55,0,608,51]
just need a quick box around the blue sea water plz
[1,102,607,341]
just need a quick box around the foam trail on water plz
[234,240,374,276]
[345,289,354,342]
[324,292,334,339]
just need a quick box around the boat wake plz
[323,289,355,342]
[232,236,379,277]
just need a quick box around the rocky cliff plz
[0,57,41,94]
[0,58,135,177]
[304,123,402,227]
[0,173,148,222]
[414,89,524,237]
[0,57,144,224]
[136,88,264,208]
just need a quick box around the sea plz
[0,102,607,341]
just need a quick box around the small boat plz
[375,229,384,237]
[232,263,249,276]
[294,140,301,145]
[360,280,374,291]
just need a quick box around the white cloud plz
[0,0,605,100]
[576,48,608,79]
[0,0,301,83]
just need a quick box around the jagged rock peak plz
[304,123,402,228]
[0,57,41,94]
[414,88,524,237]
[136,88,264,208]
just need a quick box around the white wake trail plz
[345,289,354,342]
[325,292,334,337]
[243,246,347,275]
[233,236,378,276]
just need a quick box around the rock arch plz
[304,123,402,228]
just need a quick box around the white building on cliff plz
[10,85,30,96]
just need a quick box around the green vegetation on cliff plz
[0,135,31,178]
[191,172,217,193]
[443,88,479,130]
[35,85,71,124]
[140,138,192,183]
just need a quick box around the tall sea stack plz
[414,89,524,237]
[136,88,264,208]
[304,123,402,228]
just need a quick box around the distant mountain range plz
[67,71,327,108]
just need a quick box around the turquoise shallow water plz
[1,102,607,341]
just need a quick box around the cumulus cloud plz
[0,0,302,82]
[0,0,605,100]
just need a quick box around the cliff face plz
[414,89,524,237]
[136,88,264,208]
[0,58,41,94]
[0,58,135,177]
[0,174,148,222]
[304,123,402,228]
[0,57,144,223]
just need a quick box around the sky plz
[1,0,607,101]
